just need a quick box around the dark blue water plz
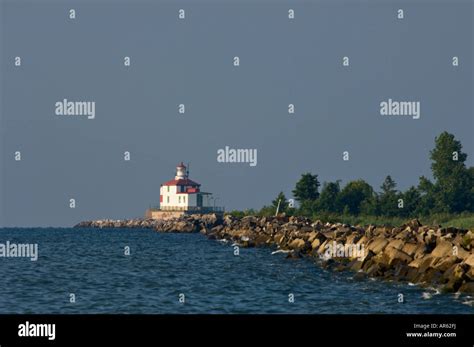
[0,228,473,314]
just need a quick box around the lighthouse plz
[145,162,222,219]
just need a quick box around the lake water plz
[0,228,472,314]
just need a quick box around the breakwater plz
[75,214,474,293]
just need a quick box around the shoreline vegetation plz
[75,213,474,294]
[232,131,473,229]
[228,211,474,230]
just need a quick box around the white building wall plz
[160,185,201,209]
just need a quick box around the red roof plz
[161,178,200,187]
[177,162,186,168]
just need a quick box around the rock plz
[254,234,271,247]
[356,235,368,246]
[431,240,454,258]
[442,263,467,292]
[383,246,413,265]
[401,242,418,257]
[211,225,224,233]
[300,226,314,233]
[317,240,330,255]
[311,220,323,230]
[408,256,438,272]
[367,237,389,254]
[405,267,421,283]
[288,238,307,251]
[311,238,321,250]
[418,268,443,284]
[359,250,375,264]
[365,225,376,238]
[464,254,474,268]
[413,244,429,259]
[307,231,318,243]
[465,267,474,281]
[286,251,303,259]
[424,229,438,246]
[273,232,286,245]
[365,262,383,277]
[433,255,460,272]
[455,246,470,261]
[348,259,363,271]
[346,232,362,245]
[386,239,405,251]
[404,219,422,231]
[458,282,474,294]
[407,257,424,269]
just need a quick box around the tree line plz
[251,132,474,219]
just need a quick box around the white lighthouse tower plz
[145,162,222,219]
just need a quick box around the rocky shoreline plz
[74,214,474,294]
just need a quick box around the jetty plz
[75,214,474,294]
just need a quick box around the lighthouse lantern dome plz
[175,162,187,179]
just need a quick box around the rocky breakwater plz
[75,215,474,293]
[74,214,221,233]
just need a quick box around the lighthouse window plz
[183,196,186,203]
[167,186,170,192]
[167,196,169,203]
[179,196,181,203]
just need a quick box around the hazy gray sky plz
[1,0,473,227]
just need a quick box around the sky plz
[0,0,473,227]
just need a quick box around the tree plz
[429,132,472,212]
[272,192,289,214]
[399,186,421,217]
[315,181,341,213]
[431,132,467,181]
[381,175,397,195]
[292,173,320,204]
[416,176,437,215]
[379,175,400,216]
[338,180,374,215]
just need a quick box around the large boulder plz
[274,233,286,246]
[458,282,474,294]
[367,237,389,254]
[431,240,454,258]
[408,255,437,272]
[346,232,362,245]
[433,255,460,272]
[386,239,405,250]
[311,238,321,250]
[254,234,271,247]
[442,263,467,292]
[403,219,422,231]
[383,246,413,265]
[464,254,474,268]
[288,238,306,251]
[401,242,419,257]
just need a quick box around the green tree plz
[429,132,472,212]
[271,192,289,214]
[338,180,374,215]
[416,176,437,215]
[292,173,320,204]
[399,186,421,217]
[258,205,275,217]
[315,181,341,213]
[379,175,400,216]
